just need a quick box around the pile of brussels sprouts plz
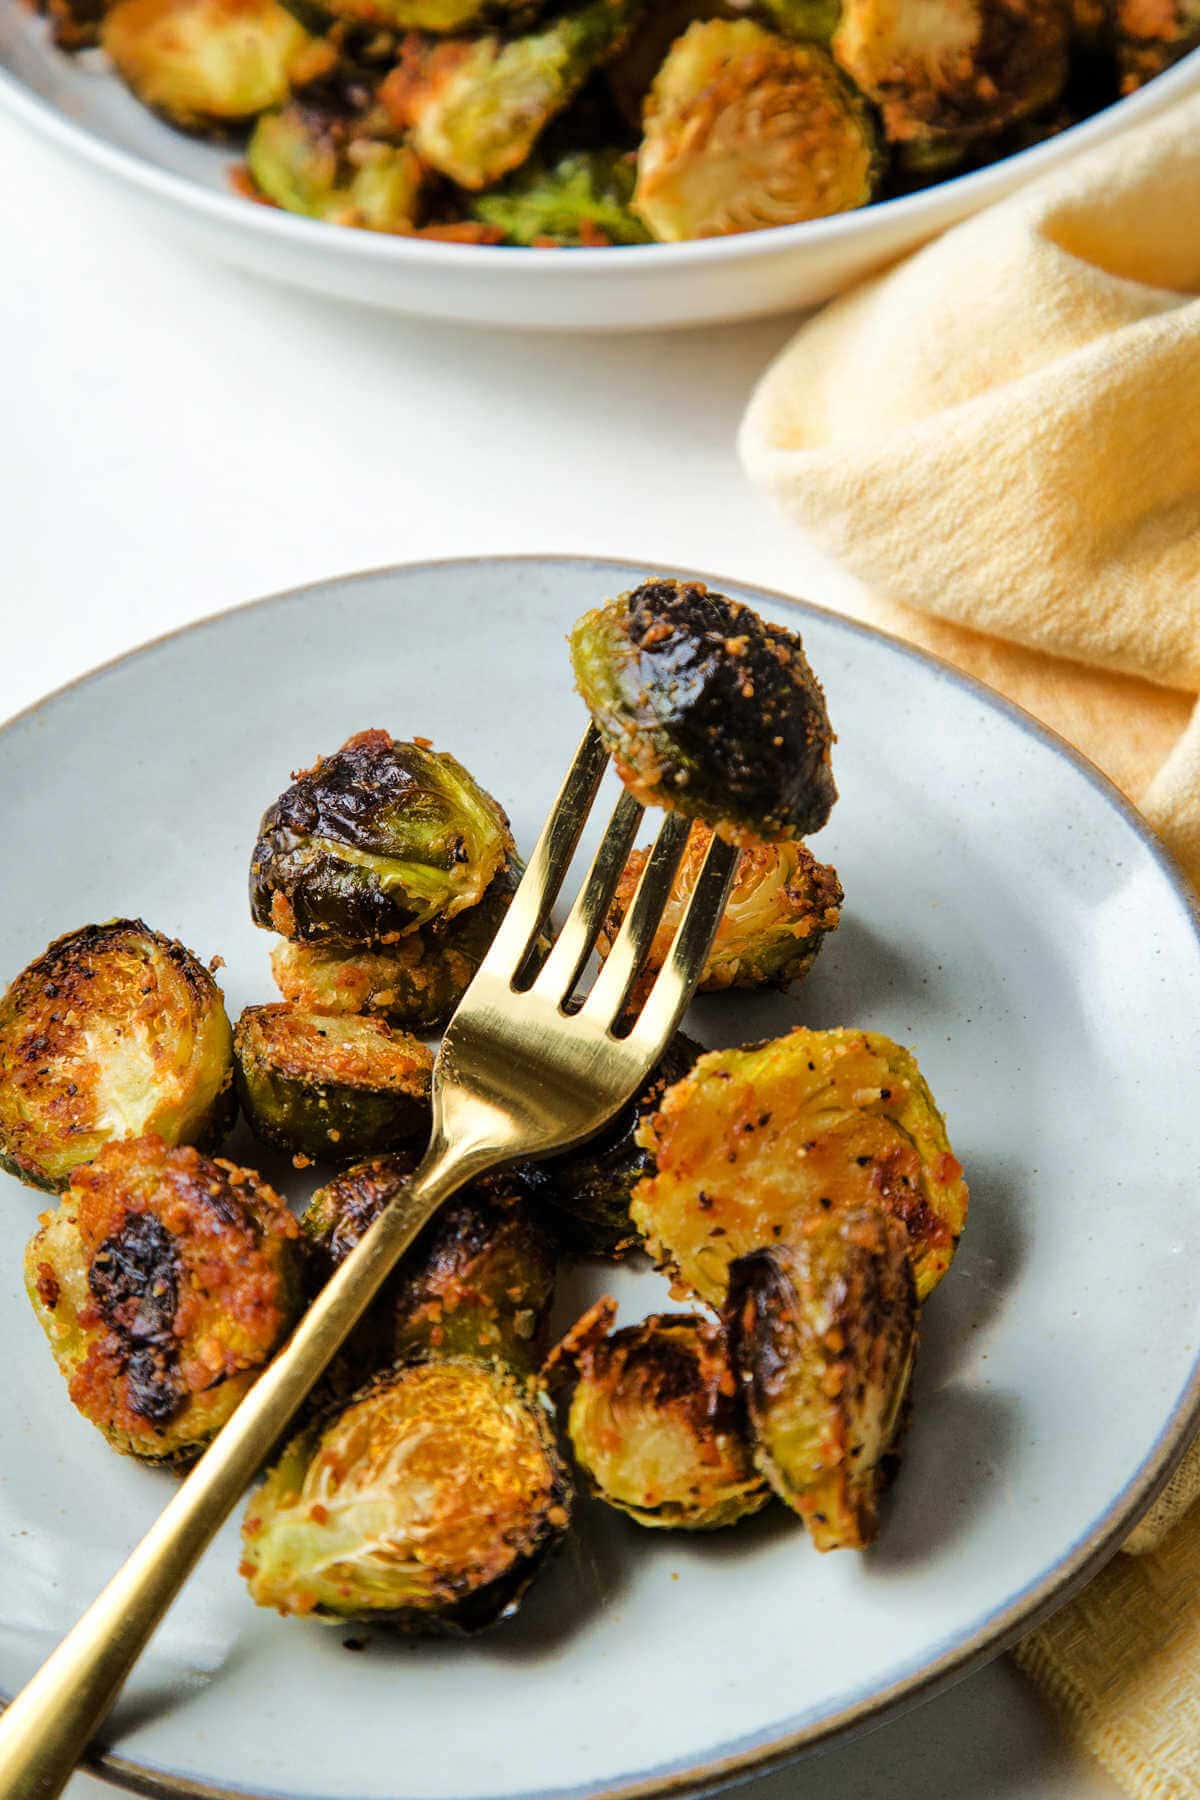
[1,575,970,1637]
[35,0,1200,243]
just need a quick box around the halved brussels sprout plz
[514,1032,699,1257]
[832,0,1070,146]
[247,96,425,229]
[632,1027,969,1305]
[570,578,837,844]
[303,1158,557,1376]
[0,920,234,1194]
[241,1356,571,1628]
[101,0,335,130]
[599,825,842,1002]
[472,148,651,244]
[726,1205,917,1550]
[25,1136,302,1463]
[234,1004,432,1160]
[550,1299,769,1528]
[250,729,514,944]
[1115,0,1200,87]
[380,0,639,189]
[269,855,524,1031]
[633,21,878,240]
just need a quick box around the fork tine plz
[580,811,693,1026]
[532,788,645,1004]
[479,723,609,982]
[628,833,740,1051]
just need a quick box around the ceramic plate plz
[2,13,1199,327]
[1,556,1198,1800]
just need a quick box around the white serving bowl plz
[2,9,1198,330]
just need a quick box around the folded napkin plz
[739,92,1200,1798]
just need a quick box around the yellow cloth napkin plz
[738,92,1200,1797]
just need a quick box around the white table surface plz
[0,105,1124,1800]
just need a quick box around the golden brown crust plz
[236,1005,432,1095]
[26,1136,300,1459]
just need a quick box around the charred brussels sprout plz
[269,856,524,1031]
[726,1206,917,1550]
[0,920,234,1194]
[303,1157,557,1375]
[472,148,651,244]
[250,729,514,943]
[102,0,334,130]
[25,1136,302,1463]
[832,0,1070,148]
[248,1162,568,1629]
[1115,0,1200,87]
[632,1027,969,1305]
[551,1299,769,1528]
[514,1032,699,1257]
[234,1004,432,1160]
[599,825,842,1003]
[380,0,640,189]
[241,1357,571,1628]
[247,96,425,229]
[634,21,878,241]
[570,578,836,844]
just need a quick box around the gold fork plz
[0,722,739,1800]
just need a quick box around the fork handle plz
[0,1136,491,1800]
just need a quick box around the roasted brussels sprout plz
[1115,0,1200,86]
[550,1299,769,1528]
[599,825,842,1003]
[380,0,639,189]
[0,920,234,1194]
[250,729,513,945]
[234,1004,432,1160]
[303,1157,557,1375]
[632,1027,969,1305]
[247,96,425,229]
[269,855,523,1031]
[513,1032,699,1257]
[633,21,877,241]
[726,1206,917,1550]
[831,0,1070,147]
[472,148,651,244]
[25,1136,302,1463]
[241,1357,571,1628]
[101,0,334,130]
[570,578,836,844]
[248,1162,568,1629]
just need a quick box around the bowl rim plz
[3,551,1200,1800]
[1,39,1199,276]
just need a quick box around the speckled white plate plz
[1,556,1198,1800]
